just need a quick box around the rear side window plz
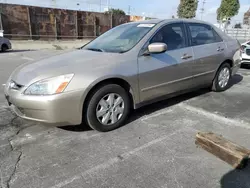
[212,29,223,42]
[188,23,222,46]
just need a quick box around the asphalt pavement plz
[1,50,250,188]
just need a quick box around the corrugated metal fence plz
[225,29,250,43]
[0,3,141,40]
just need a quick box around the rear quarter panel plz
[224,39,240,60]
[212,26,240,64]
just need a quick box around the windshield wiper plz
[119,50,129,54]
[86,48,105,52]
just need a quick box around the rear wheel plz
[85,84,130,132]
[212,63,231,92]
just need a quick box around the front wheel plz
[212,63,231,92]
[1,44,8,52]
[85,84,130,132]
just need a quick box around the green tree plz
[105,8,126,15]
[217,0,240,22]
[177,0,198,19]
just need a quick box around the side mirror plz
[148,43,167,54]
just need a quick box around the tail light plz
[240,45,246,53]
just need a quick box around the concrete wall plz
[0,3,144,40]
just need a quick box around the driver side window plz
[150,23,187,51]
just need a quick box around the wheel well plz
[2,43,8,48]
[1,43,8,50]
[213,59,233,82]
[82,78,134,115]
[222,59,233,67]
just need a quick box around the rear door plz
[186,22,226,86]
[138,22,195,102]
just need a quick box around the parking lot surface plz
[1,50,250,188]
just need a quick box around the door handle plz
[217,47,225,52]
[181,54,192,60]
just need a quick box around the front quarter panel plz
[224,40,239,61]
[212,25,241,69]
[64,53,139,111]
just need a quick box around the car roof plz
[132,18,211,25]
[127,19,217,33]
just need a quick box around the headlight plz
[24,74,74,95]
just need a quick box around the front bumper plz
[4,87,84,126]
[241,59,250,64]
[241,53,250,64]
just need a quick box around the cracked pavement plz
[1,50,250,188]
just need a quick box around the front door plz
[138,22,195,103]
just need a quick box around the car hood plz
[11,50,121,85]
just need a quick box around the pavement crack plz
[6,151,22,188]
[171,157,181,188]
[14,124,32,137]
[0,164,4,188]
[10,117,18,127]
[4,114,29,188]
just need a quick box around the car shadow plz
[128,88,210,123]
[59,124,92,132]
[129,73,243,123]
[228,74,243,89]
[59,74,243,132]
[59,89,210,132]
[0,49,36,53]
[220,160,250,188]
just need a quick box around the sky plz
[1,0,250,24]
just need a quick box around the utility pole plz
[200,0,206,20]
[107,0,110,10]
[128,5,131,15]
[77,3,80,11]
[99,0,102,12]
[51,0,56,8]
[0,3,3,31]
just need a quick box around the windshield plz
[83,23,155,53]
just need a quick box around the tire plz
[85,84,131,132]
[1,44,8,52]
[212,63,232,92]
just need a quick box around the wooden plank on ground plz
[196,132,250,169]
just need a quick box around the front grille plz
[246,49,250,56]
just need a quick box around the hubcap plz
[96,93,125,125]
[218,67,230,88]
